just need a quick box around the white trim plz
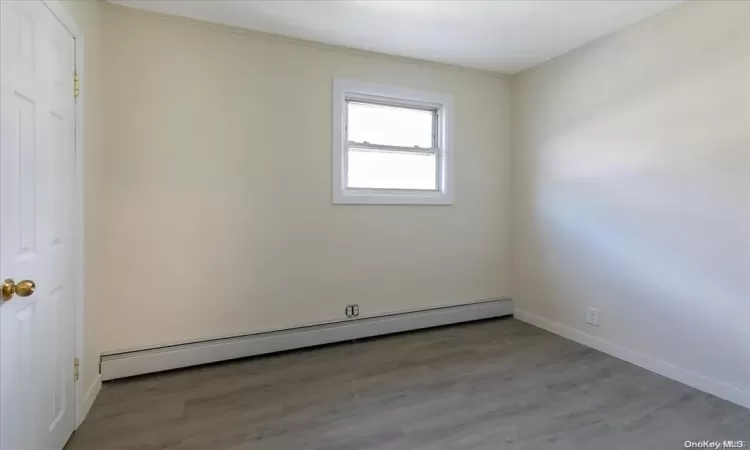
[102,298,513,380]
[514,309,750,410]
[42,0,91,429]
[332,78,454,205]
[347,142,438,154]
[80,375,101,423]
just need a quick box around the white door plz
[0,1,77,449]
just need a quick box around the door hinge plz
[73,73,80,98]
[74,358,80,382]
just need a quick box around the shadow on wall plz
[515,0,750,393]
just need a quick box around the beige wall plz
[512,0,749,397]
[99,4,511,352]
[58,0,749,411]
[61,0,103,400]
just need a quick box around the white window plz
[333,79,454,205]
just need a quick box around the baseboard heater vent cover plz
[101,298,513,380]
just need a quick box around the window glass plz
[347,148,437,190]
[347,101,434,148]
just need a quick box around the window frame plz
[332,78,454,205]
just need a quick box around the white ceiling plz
[108,0,683,73]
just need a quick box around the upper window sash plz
[344,96,440,150]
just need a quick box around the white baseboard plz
[101,298,513,380]
[76,374,102,428]
[514,309,750,410]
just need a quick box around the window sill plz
[333,189,453,205]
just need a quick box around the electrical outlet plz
[586,308,600,327]
[345,304,360,318]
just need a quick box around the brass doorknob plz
[1,279,36,302]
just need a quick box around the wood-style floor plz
[66,318,750,450]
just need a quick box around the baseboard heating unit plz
[101,298,513,380]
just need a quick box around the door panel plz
[1,1,77,449]
[14,89,39,259]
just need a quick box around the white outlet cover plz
[586,308,600,327]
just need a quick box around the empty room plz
[0,0,748,449]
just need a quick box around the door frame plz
[40,0,90,430]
